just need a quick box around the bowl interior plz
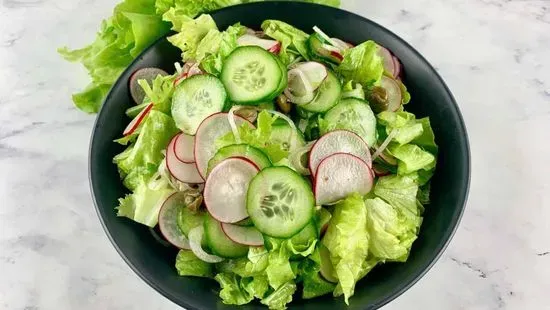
[90,2,470,309]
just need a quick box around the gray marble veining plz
[1,0,549,309]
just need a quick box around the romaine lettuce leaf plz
[260,281,297,310]
[413,117,438,154]
[262,20,310,65]
[137,73,176,114]
[265,240,296,290]
[337,40,384,87]
[321,193,369,304]
[302,271,336,299]
[333,257,378,297]
[216,247,269,278]
[175,250,213,277]
[164,14,218,61]
[242,275,269,299]
[365,198,418,262]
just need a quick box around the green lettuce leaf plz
[265,240,296,290]
[216,247,269,278]
[216,110,288,162]
[341,81,365,100]
[242,275,270,299]
[164,14,218,61]
[260,281,297,310]
[374,174,421,226]
[262,20,310,65]
[215,273,253,305]
[175,250,213,277]
[116,180,174,226]
[321,193,369,304]
[365,198,418,262]
[337,40,384,87]
[333,257,378,297]
[388,144,436,175]
[137,73,176,114]
[59,0,170,112]
[113,110,179,190]
[413,117,438,154]
[199,23,247,75]
[302,271,336,299]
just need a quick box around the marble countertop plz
[1,0,549,309]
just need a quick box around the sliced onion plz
[188,226,224,263]
[285,68,315,105]
[313,26,340,48]
[174,62,183,74]
[372,129,399,161]
[289,141,315,175]
[331,38,353,50]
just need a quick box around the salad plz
[113,14,438,310]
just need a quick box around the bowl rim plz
[89,2,471,309]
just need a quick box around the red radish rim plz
[173,133,195,164]
[268,42,282,54]
[166,135,204,184]
[203,157,259,223]
[158,192,191,250]
[193,112,254,180]
[123,103,153,136]
[330,51,343,61]
[308,129,372,176]
[220,223,264,246]
[313,152,374,198]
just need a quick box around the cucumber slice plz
[321,98,377,146]
[177,207,205,236]
[221,46,283,104]
[247,166,314,238]
[271,123,306,152]
[204,214,249,258]
[301,69,342,113]
[207,144,271,176]
[172,74,227,135]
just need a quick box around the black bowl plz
[90,2,470,309]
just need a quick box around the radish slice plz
[268,42,282,54]
[331,38,353,49]
[380,76,402,111]
[314,153,374,205]
[158,192,190,249]
[237,34,280,51]
[194,113,253,179]
[372,163,391,177]
[173,133,195,163]
[123,103,153,136]
[166,135,204,183]
[221,223,264,246]
[188,226,224,263]
[285,67,315,105]
[129,67,168,104]
[204,157,259,223]
[330,50,343,61]
[393,55,402,78]
[309,130,372,176]
[291,62,328,90]
[377,45,395,77]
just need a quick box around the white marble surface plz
[1,0,549,309]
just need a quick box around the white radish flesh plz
[194,113,253,179]
[204,157,259,223]
[380,76,402,111]
[188,226,224,263]
[377,45,396,77]
[238,34,280,51]
[158,192,190,249]
[123,103,153,136]
[173,133,195,163]
[309,130,372,177]
[314,153,373,205]
[166,135,204,184]
[291,62,328,90]
[221,223,264,246]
